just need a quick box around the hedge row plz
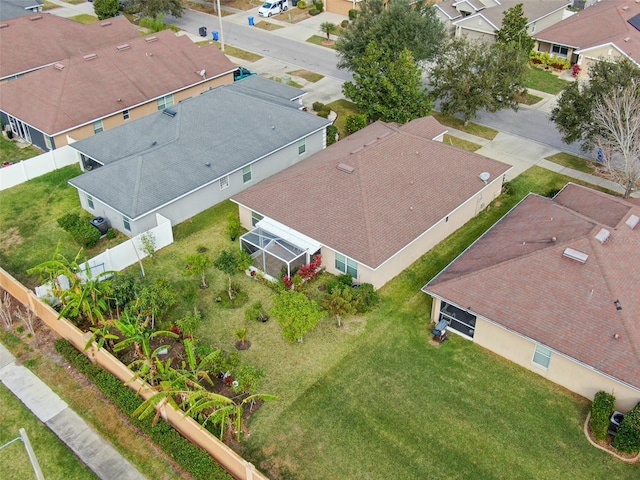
[589,391,615,441]
[613,401,640,453]
[57,212,100,248]
[54,339,232,480]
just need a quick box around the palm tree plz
[319,21,337,42]
[322,285,355,327]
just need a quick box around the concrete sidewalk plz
[0,343,146,480]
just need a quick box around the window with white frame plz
[220,175,229,190]
[123,215,131,232]
[335,252,357,278]
[298,138,306,155]
[533,344,552,368]
[93,119,104,134]
[551,44,569,58]
[242,165,252,183]
[86,194,94,209]
[123,109,130,120]
[251,211,263,227]
[157,94,174,110]
[44,135,53,150]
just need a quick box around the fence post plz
[20,160,29,182]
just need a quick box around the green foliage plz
[232,364,265,394]
[336,0,445,71]
[322,285,355,327]
[214,249,251,299]
[54,339,230,479]
[343,43,431,123]
[140,231,156,258]
[317,109,329,119]
[131,0,183,18]
[345,114,367,135]
[351,283,379,313]
[551,58,640,149]
[314,1,323,11]
[245,301,269,322]
[319,22,337,41]
[57,212,101,248]
[348,8,357,20]
[105,227,117,239]
[326,125,338,146]
[226,212,241,240]
[234,325,248,342]
[312,101,325,112]
[309,8,320,15]
[341,19,349,28]
[271,290,326,342]
[185,251,212,288]
[108,272,137,309]
[138,14,171,32]
[613,402,640,453]
[297,0,306,8]
[93,0,119,19]
[176,307,202,337]
[589,391,615,441]
[57,212,81,231]
[429,38,528,125]
[529,51,570,70]
[495,3,534,53]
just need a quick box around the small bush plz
[352,283,379,313]
[590,391,616,441]
[348,8,357,20]
[57,212,81,231]
[106,228,117,239]
[613,402,640,453]
[314,1,323,11]
[312,101,325,112]
[309,8,320,15]
[245,301,269,322]
[341,19,349,28]
[345,114,367,135]
[317,109,329,119]
[326,125,338,146]
[297,0,306,8]
[57,212,100,247]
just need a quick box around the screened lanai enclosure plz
[240,218,321,279]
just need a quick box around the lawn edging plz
[583,411,640,463]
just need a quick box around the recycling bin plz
[212,30,219,41]
[248,16,254,26]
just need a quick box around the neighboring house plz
[440,0,570,42]
[423,183,640,411]
[232,117,511,289]
[0,13,139,81]
[0,0,42,20]
[0,29,237,151]
[68,77,330,236]
[325,0,357,16]
[534,0,640,74]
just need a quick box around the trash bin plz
[291,0,298,6]
[199,26,207,37]
[248,16,254,26]
[212,30,219,41]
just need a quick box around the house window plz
[551,45,569,58]
[220,175,229,190]
[123,109,130,120]
[93,119,104,134]
[298,139,306,155]
[242,165,252,183]
[335,252,357,278]
[123,215,131,232]
[439,301,476,339]
[44,135,53,150]
[533,344,552,368]
[157,94,174,110]
[87,195,94,209]
[251,211,263,227]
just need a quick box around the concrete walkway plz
[0,343,146,480]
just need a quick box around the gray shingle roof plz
[69,79,330,219]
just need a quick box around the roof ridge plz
[352,152,378,267]
[130,156,144,218]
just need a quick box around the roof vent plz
[83,53,97,61]
[100,21,112,26]
[563,247,588,263]
[626,214,639,229]
[377,131,392,140]
[479,172,490,184]
[337,163,355,174]
[29,15,43,21]
[0,23,9,29]
[622,5,629,10]
[595,228,610,244]
[116,44,130,51]
[145,35,158,42]
[624,36,631,42]
[54,63,65,70]
[163,108,177,117]
[614,299,623,311]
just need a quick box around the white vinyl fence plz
[0,145,78,191]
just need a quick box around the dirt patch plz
[276,8,310,23]
[0,226,23,251]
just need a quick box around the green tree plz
[319,21,337,41]
[322,285,355,327]
[550,58,640,147]
[134,278,177,329]
[271,290,326,342]
[213,249,252,300]
[335,0,445,71]
[93,0,119,20]
[131,0,183,18]
[343,43,431,124]
[428,38,528,125]
[495,3,534,53]
[185,252,212,289]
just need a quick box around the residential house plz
[423,183,640,410]
[534,0,640,75]
[0,0,42,20]
[0,13,139,81]
[68,76,331,236]
[0,29,237,150]
[437,0,570,42]
[232,117,511,289]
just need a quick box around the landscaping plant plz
[589,391,616,441]
[612,402,640,453]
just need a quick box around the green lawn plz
[326,99,359,139]
[0,383,98,480]
[0,136,42,164]
[524,66,570,95]
[545,152,597,174]
[68,14,99,24]
[443,134,482,152]
[287,69,324,83]
[431,112,499,140]
[306,35,336,49]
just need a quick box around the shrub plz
[312,101,325,112]
[326,125,338,146]
[93,0,119,19]
[317,109,329,119]
[352,283,379,313]
[314,1,323,11]
[245,301,269,322]
[105,228,117,239]
[57,211,101,247]
[341,19,349,28]
[571,64,581,77]
[590,391,616,441]
[139,14,169,33]
[297,0,306,8]
[613,402,640,453]
[57,212,81,231]
[309,8,320,15]
[345,114,367,135]
[348,8,357,20]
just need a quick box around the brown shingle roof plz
[0,30,236,135]
[425,183,640,389]
[0,13,139,79]
[232,117,511,269]
[534,0,640,64]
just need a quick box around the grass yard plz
[187,2,234,16]
[254,20,284,31]
[306,35,336,49]
[42,0,58,9]
[0,383,98,480]
[69,14,98,24]
[524,66,570,95]
[431,112,499,140]
[443,134,482,152]
[287,69,324,83]
[545,152,597,174]
[326,99,359,139]
[519,91,544,105]
[0,137,42,164]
